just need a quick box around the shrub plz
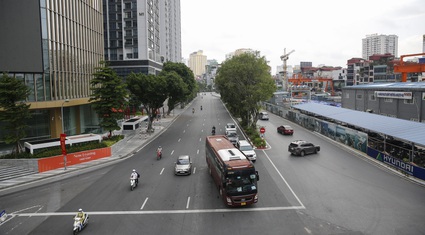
[0,135,124,159]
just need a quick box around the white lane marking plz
[199,138,201,142]
[178,138,181,142]
[140,197,149,210]
[183,130,186,133]
[129,154,134,157]
[262,150,305,208]
[193,167,196,174]
[13,206,305,217]
[197,149,199,155]
[186,197,191,209]
[160,168,164,175]
[304,227,312,234]
[202,129,204,132]
[171,150,174,155]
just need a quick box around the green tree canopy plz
[89,62,128,136]
[126,73,168,130]
[0,73,32,154]
[162,62,197,100]
[215,53,276,128]
[159,71,188,115]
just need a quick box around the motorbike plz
[130,177,138,191]
[73,214,89,235]
[200,106,203,110]
[157,150,162,160]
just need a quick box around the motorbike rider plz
[212,126,216,135]
[75,208,86,230]
[157,146,163,158]
[130,169,140,186]
[200,105,203,110]
[192,108,195,114]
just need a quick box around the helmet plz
[79,208,83,212]
[133,169,136,172]
[159,146,161,148]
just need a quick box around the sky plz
[180,0,425,74]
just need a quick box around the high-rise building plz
[103,0,182,78]
[362,34,398,60]
[188,50,207,77]
[0,0,104,141]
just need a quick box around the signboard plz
[422,92,425,100]
[375,91,412,100]
[260,127,266,134]
[60,133,67,155]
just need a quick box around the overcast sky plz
[181,0,425,74]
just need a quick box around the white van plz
[237,140,257,162]
[259,112,269,120]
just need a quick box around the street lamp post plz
[61,99,69,134]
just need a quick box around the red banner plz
[60,133,67,155]
[38,147,111,172]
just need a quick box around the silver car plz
[174,155,192,175]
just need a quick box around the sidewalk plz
[0,107,186,191]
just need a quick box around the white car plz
[237,140,257,162]
[225,123,236,134]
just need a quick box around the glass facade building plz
[0,0,104,152]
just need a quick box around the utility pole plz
[280,48,295,91]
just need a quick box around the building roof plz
[292,102,425,147]
[342,82,425,90]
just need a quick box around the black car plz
[288,140,320,156]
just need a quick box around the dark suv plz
[288,140,320,156]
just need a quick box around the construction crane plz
[394,52,425,82]
[280,48,295,91]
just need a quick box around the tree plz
[126,73,168,131]
[89,62,128,137]
[160,71,188,115]
[0,73,32,154]
[215,53,276,128]
[162,62,198,102]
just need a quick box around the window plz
[369,94,376,101]
[356,94,363,100]
[404,99,414,104]
[384,98,392,103]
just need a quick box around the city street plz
[1,93,425,235]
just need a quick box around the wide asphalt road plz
[1,92,425,235]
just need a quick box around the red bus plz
[206,135,259,207]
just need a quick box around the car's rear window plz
[289,143,299,147]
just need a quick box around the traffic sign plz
[260,127,266,134]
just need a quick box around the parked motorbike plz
[73,214,89,235]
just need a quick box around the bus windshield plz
[225,170,257,196]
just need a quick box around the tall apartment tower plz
[188,50,207,77]
[103,0,182,78]
[362,34,398,60]
[0,0,104,141]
